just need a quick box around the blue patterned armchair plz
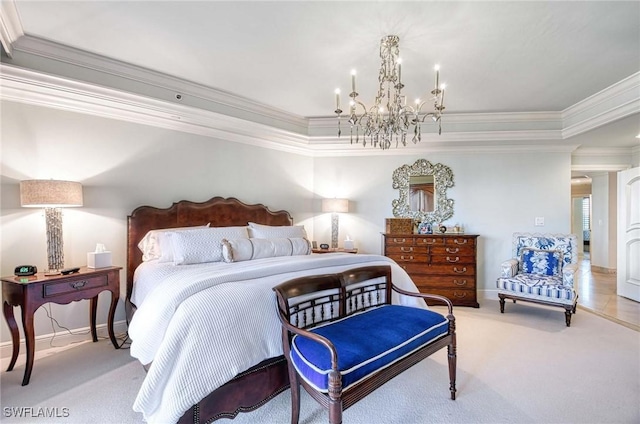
[496,232,578,326]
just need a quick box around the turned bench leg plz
[328,370,343,424]
[448,335,457,400]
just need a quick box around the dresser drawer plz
[386,245,428,255]
[415,286,476,305]
[387,254,429,263]
[43,274,108,297]
[385,237,415,246]
[444,237,476,247]
[414,236,443,246]
[430,254,476,265]
[411,275,476,289]
[423,264,476,276]
[430,245,475,256]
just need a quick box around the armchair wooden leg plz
[564,307,572,327]
[498,295,506,313]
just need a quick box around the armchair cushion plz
[290,305,449,393]
[521,248,563,276]
[496,273,576,304]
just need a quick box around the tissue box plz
[87,251,112,268]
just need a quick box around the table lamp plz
[20,180,83,271]
[322,198,349,249]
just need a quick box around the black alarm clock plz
[14,265,37,276]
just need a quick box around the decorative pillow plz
[166,226,250,265]
[521,248,563,276]
[137,224,209,262]
[247,222,307,239]
[221,237,311,263]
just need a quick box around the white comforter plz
[128,253,426,423]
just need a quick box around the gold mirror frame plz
[392,159,455,224]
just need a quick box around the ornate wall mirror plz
[392,159,454,224]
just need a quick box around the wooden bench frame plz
[273,265,457,424]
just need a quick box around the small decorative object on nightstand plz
[1,266,122,385]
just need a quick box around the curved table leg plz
[90,296,98,342]
[107,290,119,349]
[21,304,36,386]
[3,301,19,372]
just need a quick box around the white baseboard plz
[0,320,128,359]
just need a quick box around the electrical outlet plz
[535,217,545,226]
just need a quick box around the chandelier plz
[334,35,446,149]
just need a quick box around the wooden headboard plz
[125,197,293,316]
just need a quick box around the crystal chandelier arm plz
[334,35,446,149]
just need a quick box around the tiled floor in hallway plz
[577,253,639,331]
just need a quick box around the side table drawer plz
[43,275,108,297]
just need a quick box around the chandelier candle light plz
[334,35,446,149]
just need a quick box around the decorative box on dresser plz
[382,233,480,307]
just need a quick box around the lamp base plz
[331,213,339,249]
[45,207,65,271]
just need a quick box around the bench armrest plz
[562,263,578,287]
[500,259,519,278]
[275,310,340,371]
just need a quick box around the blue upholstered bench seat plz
[497,273,576,304]
[290,305,449,393]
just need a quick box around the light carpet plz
[1,299,638,424]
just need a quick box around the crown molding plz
[9,35,309,134]
[571,147,638,157]
[0,64,312,156]
[0,56,637,158]
[571,164,631,172]
[0,0,23,57]
[562,72,640,138]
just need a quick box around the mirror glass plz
[392,159,454,224]
[409,175,435,212]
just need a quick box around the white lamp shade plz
[322,198,349,213]
[20,180,83,208]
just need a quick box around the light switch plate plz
[535,217,545,226]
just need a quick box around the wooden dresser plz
[382,233,480,307]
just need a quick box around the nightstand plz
[1,266,121,385]
[312,248,358,254]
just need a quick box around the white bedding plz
[128,253,426,423]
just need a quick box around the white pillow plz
[221,237,311,263]
[137,224,209,262]
[167,226,249,265]
[247,222,307,239]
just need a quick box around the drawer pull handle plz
[421,238,436,244]
[453,267,467,274]
[454,239,468,245]
[453,279,468,286]
[454,292,467,298]
[400,247,414,252]
[393,238,406,243]
[446,247,459,253]
[70,281,87,289]
[446,256,460,263]
[400,255,414,261]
